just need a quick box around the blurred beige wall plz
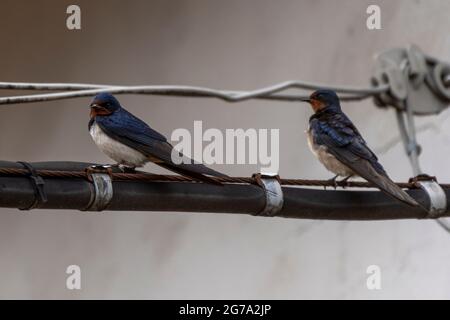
[1,0,450,299]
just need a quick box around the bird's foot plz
[325,174,339,190]
[339,175,352,189]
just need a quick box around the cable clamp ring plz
[83,165,114,212]
[253,173,284,217]
[17,161,48,210]
[410,174,447,218]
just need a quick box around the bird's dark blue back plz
[94,107,168,144]
[309,108,386,175]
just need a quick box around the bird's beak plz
[89,103,106,118]
[300,98,311,103]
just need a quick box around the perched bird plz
[303,89,418,206]
[88,92,227,184]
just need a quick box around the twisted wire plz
[1,167,448,189]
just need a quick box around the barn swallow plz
[88,92,227,184]
[303,89,418,206]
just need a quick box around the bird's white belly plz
[90,122,148,167]
[306,128,354,177]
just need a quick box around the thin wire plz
[0,80,388,105]
[0,81,388,94]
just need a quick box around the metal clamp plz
[372,45,450,115]
[17,161,48,210]
[253,173,284,217]
[84,165,113,212]
[411,175,447,218]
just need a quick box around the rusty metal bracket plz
[411,175,447,218]
[253,173,284,217]
[83,165,113,212]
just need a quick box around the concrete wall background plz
[0,0,450,299]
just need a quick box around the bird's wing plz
[310,115,418,206]
[311,113,386,173]
[96,108,168,143]
[95,110,227,182]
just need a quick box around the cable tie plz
[17,161,48,210]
